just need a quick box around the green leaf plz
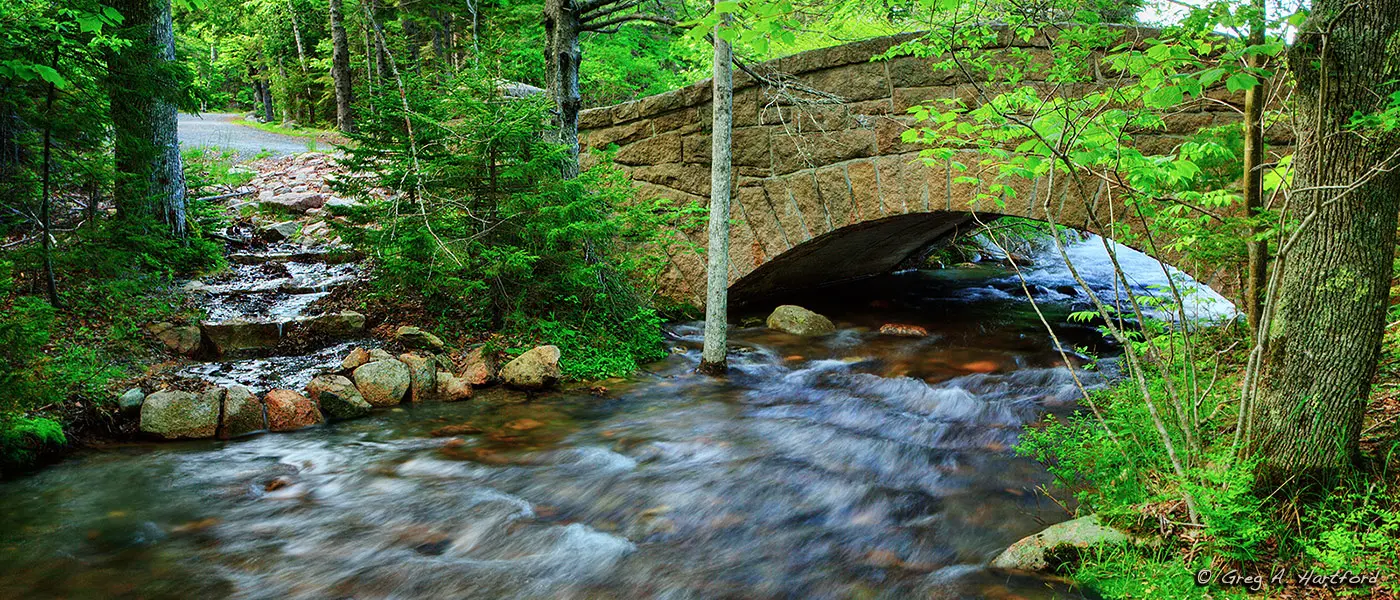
[1226,72,1259,93]
[32,65,67,89]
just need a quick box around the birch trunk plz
[699,18,733,375]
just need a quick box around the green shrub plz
[334,70,702,379]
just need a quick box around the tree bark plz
[41,50,60,306]
[1251,0,1400,488]
[699,16,733,375]
[543,0,583,178]
[329,0,356,133]
[1242,0,1267,337]
[108,0,187,236]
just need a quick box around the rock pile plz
[132,338,565,440]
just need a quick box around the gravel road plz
[178,112,308,158]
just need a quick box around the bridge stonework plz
[579,27,1284,307]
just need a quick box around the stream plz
[0,235,1233,599]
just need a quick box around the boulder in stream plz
[149,322,203,357]
[201,318,283,356]
[258,221,301,242]
[766,305,836,336]
[499,345,561,391]
[990,514,1130,572]
[352,359,411,406]
[395,326,445,352]
[299,310,366,337]
[141,390,220,439]
[368,348,395,362]
[219,385,266,438]
[308,375,371,419]
[341,347,372,371]
[265,389,323,431]
[398,353,438,402]
[458,346,499,386]
[435,371,473,402]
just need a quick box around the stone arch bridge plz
[579,27,1288,307]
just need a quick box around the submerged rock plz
[220,385,266,438]
[264,389,323,431]
[307,375,371,419]
[500,345,561,391]
[398,353,438,402]
[766,305,836,336]
[353,359,411,406]
[991,515,1130,572]
[879,323,929,338]
[141,390,219,439]
[395,326,445,352]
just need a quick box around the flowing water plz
[0,235,1231,599]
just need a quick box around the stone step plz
[200,310,366,357]
[227,248,361,266]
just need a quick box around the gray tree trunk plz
[329,0,356,133]
[1242,0,1267,336]
[109,0,187,236]
[699,18,733,375]
[543,0,582,178]
[1251,0,1400,488]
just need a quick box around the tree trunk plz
[1241,0,1267,337]
[41,51,60,306]
[108,0,187,236]
[1251,0,1400,488]
[543,0,582,178]
[699,17,733,375]
[261,75,276,122]
[329,0,356,133]
[369,0,392,86]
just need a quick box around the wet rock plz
[766,305,835,336]
[261,192,326,213]
[395,326,445,352]
[300,310,366,337]
[499,345,561,391]
[398,353,438,402]
[279,275,353,295]
[458,346,499,386]
[141,390,219,439]
[340,347,371,371]
[307,375,371,420]
[352,359,411,406]
[879,323,929,338]
[264,389,323,431]
[118,388,145,414]
[258,221,300,242]
[991,515,1130,571]
[219,385,266,438]
[149,322,203,357]
[435,371,473,402]
[201,319,283,356]
[368,348,395,362]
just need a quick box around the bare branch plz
[582,12,677,31]
[581,0,647,22]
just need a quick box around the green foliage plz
[0,415,67,473]
[334,69,702,379]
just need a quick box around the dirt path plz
[178,112,308,158]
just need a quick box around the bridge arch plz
[579,27,1287,307]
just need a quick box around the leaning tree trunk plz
[108,0,187,236]
[543,0,582,179]
[329,0,356,133]
[699,16,733,375]
[1251,0,1400,488]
